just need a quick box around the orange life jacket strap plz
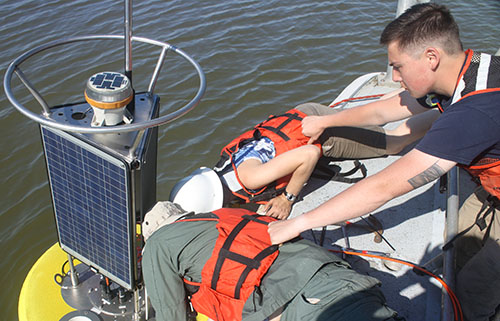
[188,209,279,321]
[233,244,278,299]
[211,214,278,299]
[463,158,500,198]
[254,111,304,142]
[215,109,319,204]
[183,278,201,287]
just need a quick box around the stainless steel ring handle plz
[3,35,206,133]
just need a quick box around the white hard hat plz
[169,167,224,213]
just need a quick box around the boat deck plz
[287,72,473,321]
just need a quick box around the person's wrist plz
[280,193,290,203]
[322,115,335,129]
[296,208,325,234]
[282,190,297,202]
[286,215,305,238]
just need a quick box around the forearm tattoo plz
[408,161,446,189]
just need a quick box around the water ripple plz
[1,0,498,318]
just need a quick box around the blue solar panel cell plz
[41,126,133,289]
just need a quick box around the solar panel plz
[41,126,134,289]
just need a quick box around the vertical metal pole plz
[125,0,133,80]
[125,2,138,318]
[124,0,135,114]
[145,287,150,320]
[133,288,141,320]
[67,254,79,287]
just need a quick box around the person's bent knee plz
[303,144,322,163]
[295,102,336,116]
[293,145,321,176]
[385,135,407,155]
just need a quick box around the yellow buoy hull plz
[19,243,210,320]
[19,243,75,321]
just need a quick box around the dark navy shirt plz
[415,91,500,166]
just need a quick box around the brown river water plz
[0,0,498,319]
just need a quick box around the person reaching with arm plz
[141,201,400,321]
[171,96,438,220]
[269,4,500,320]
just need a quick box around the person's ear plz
[424,47,440,71]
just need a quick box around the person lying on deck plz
[141,201,400,321]
[169,93,439,219]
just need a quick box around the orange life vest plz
[448,50,500,198]
[464,158,500,198]
[182,208,279,321]
[213,108,322,203]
